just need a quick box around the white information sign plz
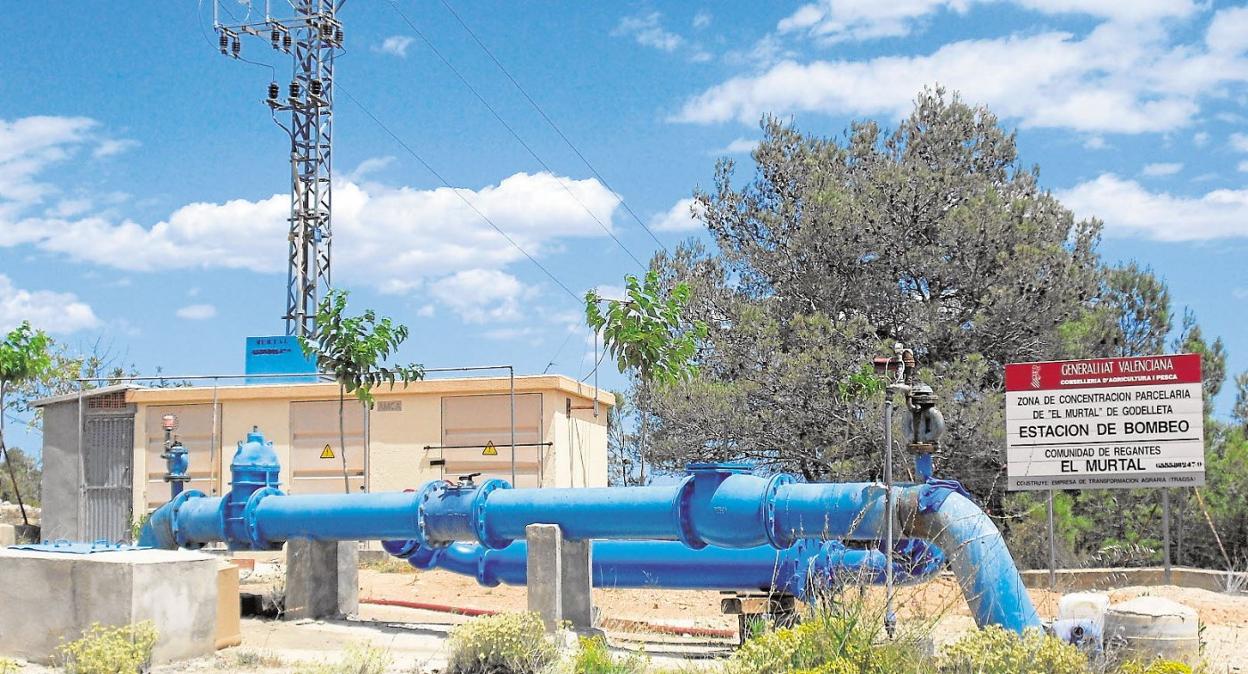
[1005,354,1204,491]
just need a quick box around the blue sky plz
[2,1,1247,454]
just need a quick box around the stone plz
[284,539,358,620]
[0,547,218,664]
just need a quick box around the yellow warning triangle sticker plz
[482,440,498,456]
[320,444,335,459]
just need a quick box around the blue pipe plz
[383,538,947,598]
[138,430,1040,632]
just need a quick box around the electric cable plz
[338,86,583,304]
[431,0,672,253]
[385,0,648,270]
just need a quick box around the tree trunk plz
[638,409,647,486]
[0,382,31,526]
[339,385,350,494]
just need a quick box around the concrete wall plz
[125,376,613,511]
[0,548,219,665]
[40,401,81,540]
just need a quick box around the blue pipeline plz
[382,538,946,598]
[139,431,1040,632]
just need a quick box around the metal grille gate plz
[81,410,134,542]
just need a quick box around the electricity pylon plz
[215,1,344,337]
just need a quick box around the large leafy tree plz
[641,90,1110,507]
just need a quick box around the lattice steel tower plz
[215,1,344,337]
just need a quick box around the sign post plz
[1006,354,1204,582]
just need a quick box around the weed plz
[295,643,391,674]
[940,626,1088,674]
[447,612,558,674]
[557,636,648,674]
[230,648,287,669]
[56,621,158,674]
[0,657,17,674]
[360,556,417,574]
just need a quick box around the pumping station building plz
[34,374,614,542]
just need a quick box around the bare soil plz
[357,567,1248,670]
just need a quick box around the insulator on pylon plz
[271,29,281,48]
[268,82,280,101]
[218,32,229,55]
[309,80,322,96]
[282,34,292,50]
[289,81,301,99]
[335,28,344,45]
[231,38,241,58]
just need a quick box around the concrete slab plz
[0,547,219,665]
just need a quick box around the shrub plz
[56,621,158,674]
[1115,660,1193,674]
[447,612,557,674]
[0,657,17,674]
[722,609,929,674]
[561,636,648,674]
[295,643,391,674]
[940,626,1088,674]
[229,649,287,669]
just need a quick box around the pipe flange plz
[415,480,450,549]
[673,474,706,549]
[169,489,205,549]
[472,479,511,550]
[243,486,283,550]
[763,473,796,549]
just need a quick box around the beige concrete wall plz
[368,391,442,492]
[130,376,614,510]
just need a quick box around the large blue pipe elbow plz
[901,490,1041,632]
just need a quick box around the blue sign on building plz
[245,336,319,384]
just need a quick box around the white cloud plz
[374,36,414,58]
[714,137,758,155]
[777,0,1198,45]
[346,156,395,182]
[1142,162,1183,176]
[1083,136,1109,150]
[692,11,712,30]
[1193,131,1210,147]
[429,269,533,323]
[680,7,1243,134]
[615,12,684,52]
[1233,287,1248,300]
[650,197,706,233]
[1,167,620,321]
[0,116,96,205]
[1230,132,1248,152]
[175,303,217,320]
[1058,173,1248,241]
[1238,160,1248,173]
[93,138,139,159]
[0,274,99,334]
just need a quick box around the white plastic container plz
[1054,592,1110,650]
[1104,596,1200,663]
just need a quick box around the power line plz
[385,1,648,270]
[338,85,583,304]
[431,0,671,253]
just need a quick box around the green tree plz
[1233,371,1248,432]
[586,270,706,484]
[299,289,425,494]
[0,322,53,526]
[641,90,1106,501]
